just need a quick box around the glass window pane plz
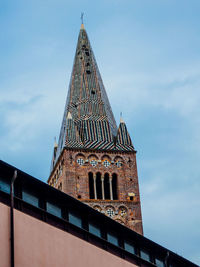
[141,250,150,262]
[89,222,101,237]
[68,212,82,228]
[156,258,165,267]
[47,202,62,218]
[22,191,39,207]
[107,232,118,246]
[124,241,135,254]
[0,179,10,194]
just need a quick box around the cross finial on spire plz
[81,12,84,24]
[80,12,85,29]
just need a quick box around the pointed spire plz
[50,25,135,170]
[67,111,72,120]
[50,137,58,170]
[54,137,58,148]
[65,25,117,129]
[120,112,125,123]
[116,120,134,151]
[120,117,125,123]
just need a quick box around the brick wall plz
[48,148,143,234]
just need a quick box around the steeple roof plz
[65,25,117,133]
[52,25,135,168]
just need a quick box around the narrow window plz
[155,258,165,267]
[46,202,62,218]
[58,182,62,190]
[112,173,118,200]
[96,172,102,199]
[89,222,101,237]
[22,190,39,207]
[107,232,119,246]
[89,172,94,199]
[68,212,82,228]
[104,173,110,199]
[140,249,151,262]
[124,241,136,254]
[0,179,10,194]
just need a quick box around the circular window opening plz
[106,208,115,218]
[90,159,97,166]
[77,158,85,166]
[119,208,127,217]
[103,160,110,168]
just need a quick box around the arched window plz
[112,173,118,200]
[96,172,102,199]
[89,172,94,199]
[104,173,110,200]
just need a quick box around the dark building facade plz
[48,24,143,234]
[0,160,198,267]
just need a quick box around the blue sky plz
[1,0,200,264]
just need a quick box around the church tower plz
[48,24,143,235]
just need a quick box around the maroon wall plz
[0,202,138,267]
